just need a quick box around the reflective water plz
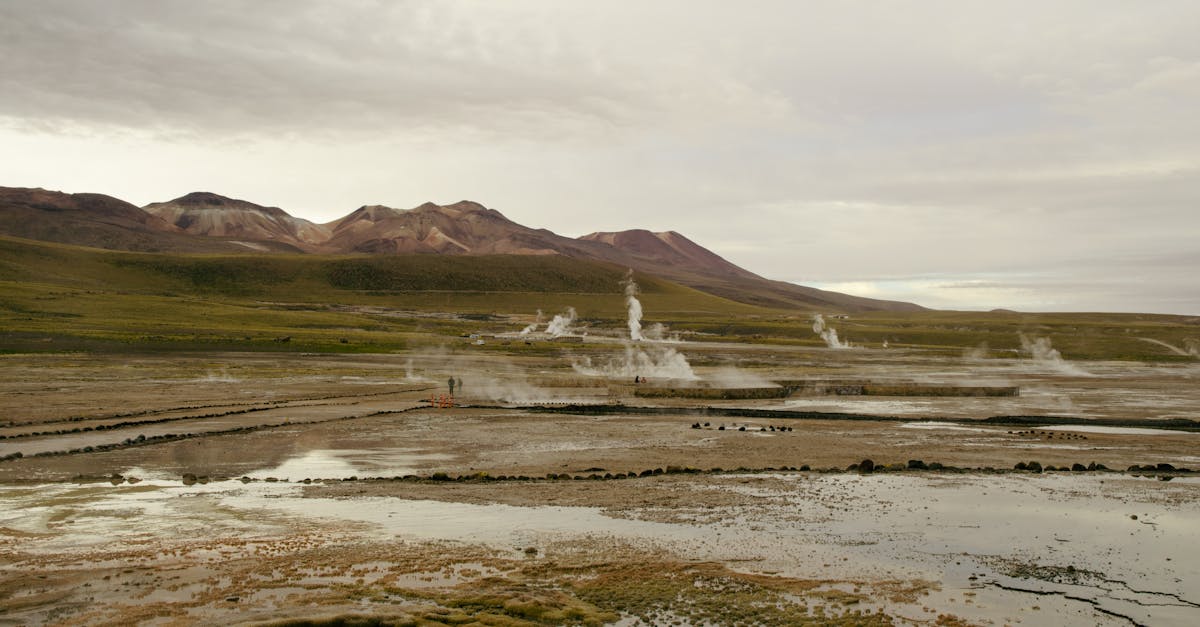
[2,473,1196,625]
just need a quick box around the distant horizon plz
[3,2,1198,314]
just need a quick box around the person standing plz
[447,377,456,396]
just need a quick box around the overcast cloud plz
[1,1,1197,313]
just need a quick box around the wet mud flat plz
[1,473,1196,626]
[5,402,1199,485]
[2,350,1200,624]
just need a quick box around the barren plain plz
[2,336,1198,626]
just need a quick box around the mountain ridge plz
[0,186,923,312]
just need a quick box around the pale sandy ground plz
[1,350,1198,625]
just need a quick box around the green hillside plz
[0,236,766,353]
[2,236,1197,360]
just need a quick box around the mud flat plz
[1,473,1196,626]
[2,349,1199,624]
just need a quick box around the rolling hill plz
[0,186,923,312]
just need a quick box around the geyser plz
[519,309,544,336]
[545,307,577,337]
[623,271,643,341]
[812,314,850,349]
[572,345,697,380]
[1018,333,1091,376]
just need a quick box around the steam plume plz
[623,271,643,341]
[545,307,577,337]
[812,314,849,349]
[1018,333,1091,376]
[519,309,544,336]
[572,344,696,380]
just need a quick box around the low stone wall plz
[778,380,1019,397]
[634,386,791,400]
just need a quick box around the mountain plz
[322,200,615,259]
[0,187,243,253]
[577,228,920,311]
[579,230,758,281]
[143,192,330,252]
[0,186,923,312]
[325,202,921,311]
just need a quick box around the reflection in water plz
[246,448,456,480]
[1,473,1197,625]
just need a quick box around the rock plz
[858,459,875,473]
[181,473,197,486]
[1026,461,1042,473]
[1014,462,1028,470]
[1072,463,1087,471]
[1156,463,1175,471]
[908,460,928,470]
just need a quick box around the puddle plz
[899,421,994,432]
[244,448,455,480]
[2,472,1197,625]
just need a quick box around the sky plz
[2,1,1198,314]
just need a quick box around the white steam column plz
[623,271,643,341]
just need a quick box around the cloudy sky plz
[2,1,1198,314]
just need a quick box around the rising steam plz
[643,322,682,343]
[545,307,577,337]
[572,344,697,380]
[403,358,427,381]
[1018,333,1092,376]
[623,271,644,341]
[519,309,544,336]
[812,314,850,349]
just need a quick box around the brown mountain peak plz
[143,192,327,250]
